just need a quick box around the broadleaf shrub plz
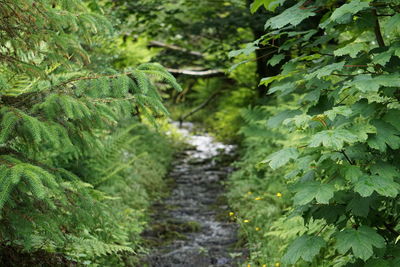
[229,0,400,265]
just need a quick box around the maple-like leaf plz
[306,62,345,79]
[368,120,400,151]
[330,0,370,22]
[283,235,326,264]
[335,226,385,261]
[263,147,299,169]
[293,181,335,205]
[309,129,359,150]
[354,175,399,198]
[347,74,400,93]
[334,43,367,58]
[250,0,284,13]
[265,1,316,29]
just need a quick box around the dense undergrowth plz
[1,121,176,266]
[226,0,400,266]
[0,0,181,265]
[3,0,400,266]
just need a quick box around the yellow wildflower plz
[255,227,261,231]
[275,263,280,267]
[247,264,251,267]
[247,191,253,195]
[254,197,262,200]
[276,192,282,197]
[244,219,250,223]
[262,265,267,267]
[229,212,234,216]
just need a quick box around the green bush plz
[0,0,180,265]
[230,0,400,266]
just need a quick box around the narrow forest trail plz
[141,123,244,266]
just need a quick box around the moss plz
[182,221,201,232]
[142,219,201,247]
[209,194,232,222]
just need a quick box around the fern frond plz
[0,110,19,144]
[0,166,13,210]
[67,237,133,257]
[23,169,46,199]
[129,70,150,94]
[138,63,182,91]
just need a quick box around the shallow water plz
[142,122,243,267]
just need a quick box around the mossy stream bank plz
[141,123,245,266]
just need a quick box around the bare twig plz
[179,90,223,125]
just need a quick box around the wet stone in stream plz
[141,123,243,267]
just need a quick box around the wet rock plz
[141,123,244,267]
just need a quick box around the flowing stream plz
[141,122,244,266]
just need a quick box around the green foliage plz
[250,0,284,13]
[282,235,326,264]
[229,0,400,265]
[0,0,180,265]
[264,1,316,29]
[227,106,295,266]
[329,1,370,22]
[293,181,335,205]
[112,0,255,67]
[335,226,385,261]
[263,147,299,169]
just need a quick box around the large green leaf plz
[335,226,385,261]
[309,129,359,149]
[368,120,400,151]
[330,0,370,22]
[250,0,284,13]
[383,110,400,131]
[347,74,400,93]
[283,114,312,128]
[324,106,352,121]
[268,82,296,95]
[267,109,302,128]
[267,53,285,67]
[348,122,376,142]
[283,235,326,264]
[343,165,363,183]
[371,161,398,179]
[263,147,299,169]
[259,72,294,86]
[306,62,345,79]
[373,49,395,65]
[250,0,266,13]
[265,1,316,29]
[228,42,258,58]
[354,175,399,197]
[346,194,371,217]
[334,43,367,58]
[384,13,400,33]
[293,181,335,205]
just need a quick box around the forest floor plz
[140,122,245,266]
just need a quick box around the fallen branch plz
[166,68,225,78]
[148,41,203,57]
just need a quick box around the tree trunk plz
[246,0,283,98]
